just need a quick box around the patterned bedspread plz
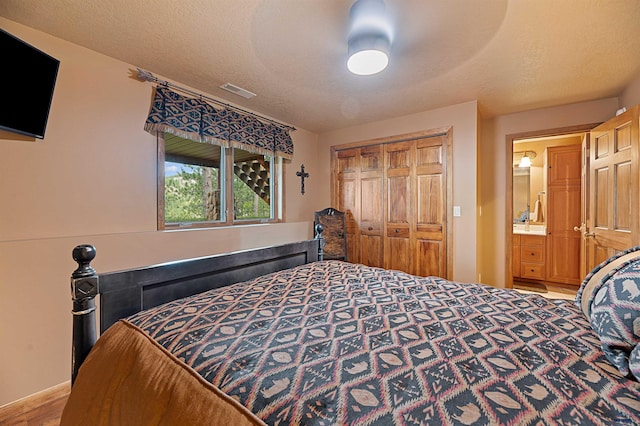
[127,261,640,425]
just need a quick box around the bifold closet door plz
[358,145,384,267]
[333,130,450,278]
[335,146,384,266]
[383,136,447,277]
[335,148,360,263]
[384,141,413,273]
[413,136,447,278]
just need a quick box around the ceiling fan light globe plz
[348,49,389,75]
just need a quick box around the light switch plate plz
[453,206,461,217]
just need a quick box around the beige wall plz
[478,98,620,288]
[621,72,640,109]
[4,15,640,408]
[317,101,479,283]
[0,18,323,406]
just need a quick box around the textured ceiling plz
[1,0,639,133]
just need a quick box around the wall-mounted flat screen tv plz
[0,29,60,139]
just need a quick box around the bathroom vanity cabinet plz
[513,234,547,280]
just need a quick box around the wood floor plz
[515,288,576,300]
[0,382,69,426]
[513,279,577,300]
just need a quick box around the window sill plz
[161,219,281,231]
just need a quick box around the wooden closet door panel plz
[345,233,359,263]
[386,236,411,272]
[336,149,359,263]
[387,175,410,223]
[415,175,445,277]
[415,137,443,226]
[385,142,412,272]
[338,178,357,232]
[336,149,357,173]
[386,174,411,272]
[360,177,382,231]
[359,145,384,267]
[360,235,383,267]
[416,174,442,225]
[414,136,446,277]
[415,240,442,277]
[359,146,383,234]
[360,145,382,171]
[386,141,412,170]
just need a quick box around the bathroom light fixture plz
[515,150,536,168]
[347,0,392,76]
[519,154,531,168]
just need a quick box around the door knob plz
[573,223,585,232]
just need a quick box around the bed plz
[61,234,640,425]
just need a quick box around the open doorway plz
[505,123,600,295]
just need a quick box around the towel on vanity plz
[531,199,543,222]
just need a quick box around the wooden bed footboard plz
[70,226,325,384]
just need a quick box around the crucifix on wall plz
[296,164,309,195]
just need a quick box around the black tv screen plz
[0,29,60,139]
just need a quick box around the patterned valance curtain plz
[144,87,294,160]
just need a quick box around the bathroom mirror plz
[513,167,530,223]
[513,146,545,225]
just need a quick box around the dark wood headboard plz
[69,234,324,384]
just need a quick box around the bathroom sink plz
[513,223,546,235]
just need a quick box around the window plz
[145,88,293,229]
[233,148,273,221]
[159,133,281,229]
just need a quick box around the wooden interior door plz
[545,145,582,285]
[586,106,640,271]
[579,134,589,279]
